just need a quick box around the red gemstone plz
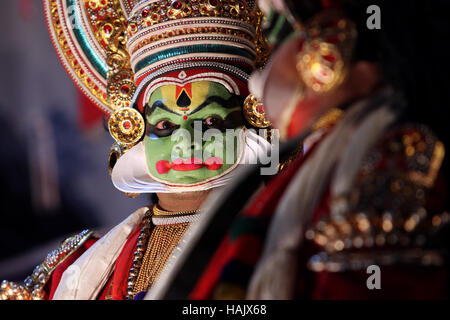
[142,8,150,18]
[183,115,188,120]
[103,24,112,34]
[172,1,182,10]
[120,85,130,94]
[322,54,336,63]
[123,120,132,129]
[209,0,218,6]
[256,104,265,114]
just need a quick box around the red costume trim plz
[46,238,98,300]
[190,139,322,299]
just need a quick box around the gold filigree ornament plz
[108,107,145,145]
[0,281,34,300]
[243,94,271,129]
[107,107,144,198]
[296,10,357,93]
[254,8,271,69]
[1,230,93,300]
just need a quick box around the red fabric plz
[190,234,232,300]
[45,224,142,300]
[97,271,114,300]
[46,238,98,300]
[190,235,264,299]
[191,122,450,300]
[245,148,314,218]
[191,139,324,299]
[110,223,142,300]
[228,235,264,266]
[286,97,322,139]
[95,223,142,300]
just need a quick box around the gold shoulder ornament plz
[0,230,94,300]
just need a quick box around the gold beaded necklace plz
[125,204,200,300]
[152,205,200,216]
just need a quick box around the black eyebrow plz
[146,100,180,117]
[145,95,244,117]
[188,95,243,115]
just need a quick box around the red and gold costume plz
[161,0,450,300]
[191,119,449,299]
[1,0,273,300]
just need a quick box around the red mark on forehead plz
[175,83,192,100]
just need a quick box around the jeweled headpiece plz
[44,0,262,135]
[44,0,270,193]
[127,0,260,110]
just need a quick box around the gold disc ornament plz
[297,40,346,93]
[108,107,145,145]
[296,11,357,93]
[243,94,272,128]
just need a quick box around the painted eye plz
[203,116,223,128]
[155,120,176,130]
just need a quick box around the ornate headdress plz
[44,0,270,192]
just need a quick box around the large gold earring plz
[107,107,144,199]
[108,107,145,145]
[296,10,357,93]
[243,94,272,129]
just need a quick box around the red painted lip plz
[156,157,223,174]
[172,158,203,171]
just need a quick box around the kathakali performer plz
[0,0,273,300]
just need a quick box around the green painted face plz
[143,81,244,185]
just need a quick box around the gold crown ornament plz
[44,0,269,148]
